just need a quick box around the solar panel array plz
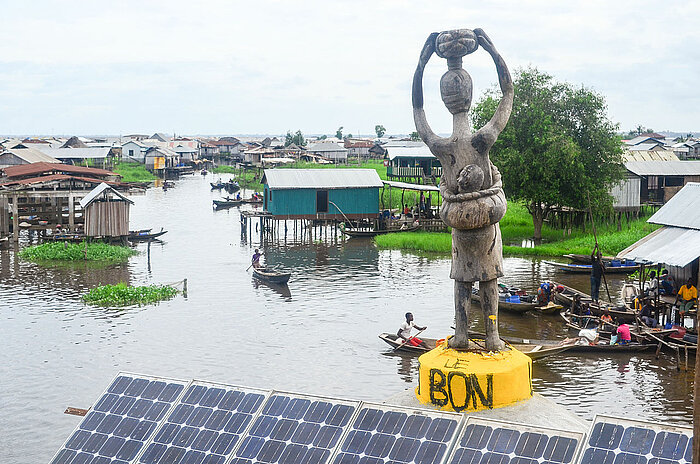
[331,402,461,464]
[230,392,360,464]
[446,417,585,464]
[136,381,269,464]
[579,415,693,464]
[51,374,696,464]
[50,374,189,464]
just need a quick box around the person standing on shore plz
[590,247,604,304]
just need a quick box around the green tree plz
[318,135,327,140]
[284,130,306,147]
[410,131,421,141]
[472,67,624,241]
[375,124,386,138]
[336,126,343,139]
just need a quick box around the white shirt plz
[399,321,416,339]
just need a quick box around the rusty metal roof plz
[648,182,700,229]
[1,162,116,179]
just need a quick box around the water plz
[0,174,692,463]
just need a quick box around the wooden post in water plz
[11,195,19,242]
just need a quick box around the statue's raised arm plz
[412,32,444,148]
[473,28,513,141]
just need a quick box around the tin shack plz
[262,169,382,220]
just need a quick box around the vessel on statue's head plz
[412,27,532,412]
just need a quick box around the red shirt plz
[617,324,631,341]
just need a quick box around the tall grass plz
[375,203,660,257]
[113,162,156,183]
[20,242,137,262]
[82,283,178,307]
[212,165,237,174]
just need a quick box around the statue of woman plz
[412,28,513,351]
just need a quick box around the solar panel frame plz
[134,379,271,464]
[329,401,465,464]
[580,414,693,464]
[446,416,586,464]
[49,372,191,464]
[228,390,362,464]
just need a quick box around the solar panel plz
[446,416,584,464]
[229,392,360,464]
[330,402,463,464]
[579,415,693,464]
[49,373,189,464]
[136,380,270,464]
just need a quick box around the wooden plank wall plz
[84,201,129,237]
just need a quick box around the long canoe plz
[128,229,167,241]
[563,253,616,264]
[494,332,657,354]
[213,199,242,209]
[543,260,640,274]
[552,282,637,323]
[341,225,420,238]
[378,333,575,360]
[252,267,291,284]
[470,293,562,314]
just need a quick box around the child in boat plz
[398,312,429,348]
[251,249,263,268]
[600,309,614,329]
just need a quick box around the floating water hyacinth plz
[19,242,137,262]
[82,283,179,307]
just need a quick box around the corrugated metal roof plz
[40,147,111,160]
[622,150,678,162]
[617,226,700,267]
[387,146,435,160]
[79,183,133,208]
[629,143,663,151]
[263,169,383,189]
[625,161,700,176]
[1,148,59,164]
[307,142,347,153]
[647,182,700,229]
[2,162,116,179]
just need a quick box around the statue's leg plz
[449,281,471,349]
[480,279,505,351]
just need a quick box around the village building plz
[672,140,700,160]
[618,182,700,289]
[0,147,59,169]
[172,145,198,163]
[624,160,700,204]
[306,141,348,164]
[144,147,178,172]
[344,140,374,160]
[38,147,113,170]
[80,183,133,242]
[0,162,128,241]
[261,169,382,220]
[384,142,441,185]
[121,140,149,163]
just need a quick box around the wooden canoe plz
[470,292,562,314]
[543,260,640,274]
[341,225,420,238]
[495,332,657,354]
[128,229,167,241]
[563,253,616,264]
[552,282,636,322]
[378,333,575,360]
[252,267,291,284]
[213,199,242,209]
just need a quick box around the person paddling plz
[398,312,429,348]
[251,248,263,269]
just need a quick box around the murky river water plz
[0,174,692,463]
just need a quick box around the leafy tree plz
[375,125,386,138]
[346,133,353,139]
[336,126,343,139]
[284,130,306,147]
[624,125,655,138]
[318,135,327,140]
[472,67,624,241]
[410,131,421,141]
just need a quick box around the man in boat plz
[590,247,605,304]
[251,249,263,269]
[675,278,698,316]
[398,312,429,348]
[660,270,675,295]
[639,299,658,328]
[236,192,241,201]
[646,271,659,298]
[537,282,553,306]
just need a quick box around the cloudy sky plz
[2,0,698,137]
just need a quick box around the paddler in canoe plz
[398,312,430,349]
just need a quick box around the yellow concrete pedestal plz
[416,339,532,412]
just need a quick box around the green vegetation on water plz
[82,282,179,307]
[113,162,157,183]
[212,165,237,174]
[20,242,137,262]
[375,201,660,257]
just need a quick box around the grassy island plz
[20,242,137,262]
[375,202,659,258]
[113,162,157,183]
[212,165,237,174]
[82,283,179,307]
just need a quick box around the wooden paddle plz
[393,328,426,351]
[586,192,612,302]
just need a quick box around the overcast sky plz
[2,0,698,137]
